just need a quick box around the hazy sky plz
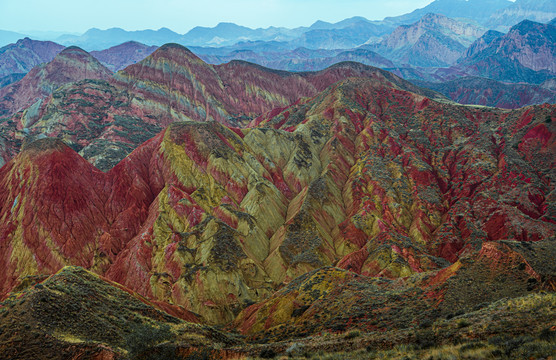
[1,0,435,34]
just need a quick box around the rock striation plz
[1,73,553,327]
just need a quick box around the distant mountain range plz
[198,47,394,72]
[488,0,556,31]
[383,0,513,26]
[415,76,556,108]
[449,20,556,83]
[0,38,64,78]
[0,2,554,112]
[371,13,486,67]
[2,0,554,51]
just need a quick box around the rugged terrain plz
[0,46,112,118]
[447,20,556,84]
[414,76,556,109]
[0,49,554,357]
[373,13,485,67]
[0,44,442,170]
[0,3,555,356]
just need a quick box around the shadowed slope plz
[0,266,242,360]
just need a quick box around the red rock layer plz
[0,74,554,326]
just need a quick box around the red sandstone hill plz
[1,76,554,328]
[0,41,554,358]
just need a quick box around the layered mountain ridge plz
[0,44,444,171]
[1,70,554,329]
[0,46,112,118]
[0,4,555,356]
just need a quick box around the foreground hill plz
[0,266,242,359]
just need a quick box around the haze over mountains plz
[0,1,555,358]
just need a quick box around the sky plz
[1,0,435,34]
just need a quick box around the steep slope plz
[0,38,64,78]
[0,46,112,118]
[454,20,556,83]
[90,41,158,71]
[374,14,485,67]
[462,30,504,59]
[0,266,242,360]
[415,76,556,109]
[2,44,441,170]
[1,76,553,328]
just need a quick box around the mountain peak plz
[21,137,70,155]
[148,43,200,62]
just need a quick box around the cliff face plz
[1,76,553,326]
[454,20,556,83]
[375,13,485,67]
